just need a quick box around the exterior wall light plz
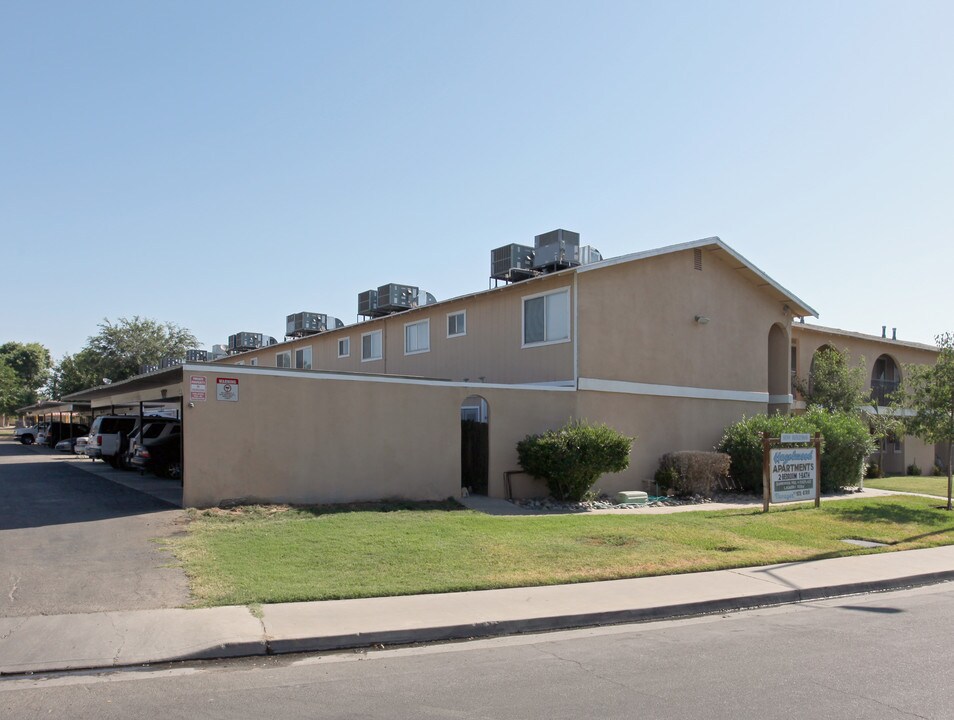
[694,315,710,325]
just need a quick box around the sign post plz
[762,431,822,512]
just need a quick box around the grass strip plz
[865,476,952,497]
[168,495,954,607]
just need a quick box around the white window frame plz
[361,329,383,362]
[276,351,291,368]
[338,337,350,358]
[295,346,313,370]
[404,318,430,356]
[447,310,466,338]
[249,358,258,367]
[521,287,571,348]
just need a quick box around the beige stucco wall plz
[577,248,793,395]
[222,272,575,385]
[576,390,758,494]
[181,367,579,507]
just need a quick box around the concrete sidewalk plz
[3,544,954,676]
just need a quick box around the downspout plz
[573,272,579,389]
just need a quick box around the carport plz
[16,400,91,444]
[63,369,187,484]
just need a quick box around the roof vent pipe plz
[892,328,897,340]
[882,325,887,338]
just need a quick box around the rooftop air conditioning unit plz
[210,344,229,360]
[139,363,160,374]
[286,312,345,338]
[534,228,580,249]
[491,243,536,282]
[360,285,436,317]
[186,349,209,362]
[228,332,264,353]
[358,289,379,317]
[159,356,183,369]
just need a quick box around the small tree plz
[517,420,633,502]
[794,346,870,412]
[866,399,905,483]
[897,332,954,510]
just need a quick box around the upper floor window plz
[276,351,291,369]
[447,311,466,338]
[295,347,312,370]
[338,337,350,358]
[361,330,383,362]
[523,288,570,346]
[250,358,258,367]
[405,319,430,355]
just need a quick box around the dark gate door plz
[461,419,489,495]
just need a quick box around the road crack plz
[812,679,931,719]
[7,575,19,603]
[532,644,629,690]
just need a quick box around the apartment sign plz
[769,447,817,502]
[190,375,207,402]
[216,377,239,402]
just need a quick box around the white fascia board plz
[182,364,575,393]
[579,377,770,403]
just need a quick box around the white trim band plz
[579,377,770,403]
[769,394,794,404]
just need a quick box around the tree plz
[865,399,905,483]
[0,342,52,421]
[897,332,954,510]
[794,346,870,413]
[51,317,199,398]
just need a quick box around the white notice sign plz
[780,433,811,443]
[190,375,207,402]
[769,447,817,502]
[216,377,239,402]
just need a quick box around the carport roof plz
[16,400,91,414]
[62,366,186,402]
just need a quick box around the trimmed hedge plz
[716,409,875,493]
[655,451,731,498]
[517,420,633,502]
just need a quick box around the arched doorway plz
[767,324,789,413]
[461,396,489,495]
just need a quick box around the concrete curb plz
[261,570,954,655]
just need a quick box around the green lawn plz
[866,476,952,497]
[168,496,954,607]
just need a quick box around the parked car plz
[73,434,89,456]
[35,426,50,446]
[130,421,183,479]
[124,417,181,467]
[85,415,140,467]
[41,421,90,449]
[15,423,46,445]
[55,438,78,452]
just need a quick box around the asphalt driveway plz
[0,440,190,617]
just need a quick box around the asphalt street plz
[2,583,952,719]
[0,441,189,617]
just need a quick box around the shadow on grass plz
[829,502,954,527]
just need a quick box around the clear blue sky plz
[4,1,952,361]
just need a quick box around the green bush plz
[908,462,922,476]
[933,464,944,477]
[865,462,882,479]
[655,451,731,498]
[805,407,875,492]
[517,420,634,502]
[715,413,815,493]
[716,409,875,493]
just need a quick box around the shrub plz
[655,451,731,498]
[865,462,882,479]
[716,413,815,493]
[805,407,875,492]
[517,420,633,502]
[908,462,922,476]
[717,409,875,493]
[933,464,944,477]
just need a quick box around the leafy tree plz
[896,332,954,510]
[794,346,870,413]
[52,317,199,397]
[0,342,52,419]
[865,399,905,483]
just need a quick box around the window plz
[523,288,570,346]
[447,310,466,338]
[295,346,312,370]
[250,358,258,367]
[338,337,350,358]
[276,351,291,368]
[361,330,383,361]
[405,319,430,355]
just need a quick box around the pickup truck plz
[15,424,46,445]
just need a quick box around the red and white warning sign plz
[216,377,239,402]
[190,375,207,402]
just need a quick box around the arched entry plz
[461,396,489,495]
[767,324,789,413]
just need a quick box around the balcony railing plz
[871,379,900,406]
